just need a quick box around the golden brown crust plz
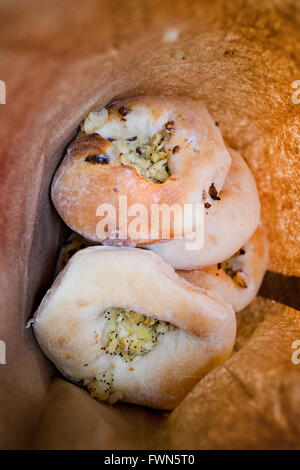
[67,132,111,160]
[51,95,231,245]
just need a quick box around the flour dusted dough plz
[32,246,235,409]
[51,96,231,246]
[145,148,260,269]
[177,224,268,312]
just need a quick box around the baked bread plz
[32,246,236,409]
[177,224,268,312]
[51,96,231,246]
[55,221,267,317]
[145,148,260,269]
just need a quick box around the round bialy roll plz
[145,148,260,269]
[32,246,236,410]
[51,95,231,246]
[177,224,268,312]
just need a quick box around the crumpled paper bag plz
[0,0,299,449]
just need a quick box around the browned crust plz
[67,132,111,159]
[51,96,230,245]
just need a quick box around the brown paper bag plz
[0,0,299,449]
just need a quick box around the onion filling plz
[100,307,174,362]
[82,109,175,183]
[116,130,171,183]
[218,248,248,288]
[87,307,174,403]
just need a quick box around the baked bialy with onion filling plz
[145,148,260,269]
[177,224,268,312]
[31,246,236,409]
[51,95,231,245]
